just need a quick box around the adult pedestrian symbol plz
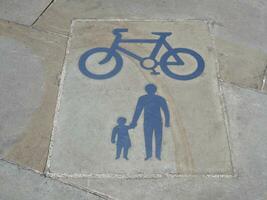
[79,28,205,80]
[130,84,170,160]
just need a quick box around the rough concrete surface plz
[0,20,67,171]
[0,0,52,25]
[60,83,267,200]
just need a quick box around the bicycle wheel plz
[160,48,205,80]
[79,47,123,80]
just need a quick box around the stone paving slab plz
[48,20,232,176]
[216,38,267,91]
[61,176,267,200]
[0,0,52,25]
[33,0,267,49]
[60,83,267,200]
[0,20,67,171]
[0,160,100,200]
[33,0,267,93]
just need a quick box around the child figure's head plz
[117,117,126,125]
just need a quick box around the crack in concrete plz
[31,0,55,26]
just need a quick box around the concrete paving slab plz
[0,160,100,200]
[216,38,267,91]
[48,20,232,177]
[62,176,267,200]
[0,20,67,171]
[60,83,267,200]
[0,0,52,25]
[34,0,267,50]
[33,0,267,92]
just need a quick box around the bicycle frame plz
[107,34,182,64]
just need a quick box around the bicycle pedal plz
[151,71,160,75]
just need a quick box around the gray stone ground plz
[0,0,267,199]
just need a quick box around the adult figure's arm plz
[161,97,170,127]
[130,97,144,128]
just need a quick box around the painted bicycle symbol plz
[79,28,205,80]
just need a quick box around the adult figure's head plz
[145,84,157,95]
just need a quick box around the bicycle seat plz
[112,28,128,35]
[151,32,172,37]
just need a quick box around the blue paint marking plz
[79,28,205,80]
[111,117,132,160]
[112,84,170,160]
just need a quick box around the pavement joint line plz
[0,158,43,175]
[31,0,55,26]
[30,17,222,37]
[71,18,218,24]
[57,178,117,200]
[219,82,237,176]
[0,158,114,199]
[0,18,33,29]
[221,80,267,96]
[0,18,68,38]
[46,172,237,179]
[207,21,235,176]
[32,26,69,38]
[45,19,75,175]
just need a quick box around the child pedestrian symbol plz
[111,117,133,160]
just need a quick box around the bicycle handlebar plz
[112,28,128,35]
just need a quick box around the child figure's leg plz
[116,144,122,159]
[123,147,129,160]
